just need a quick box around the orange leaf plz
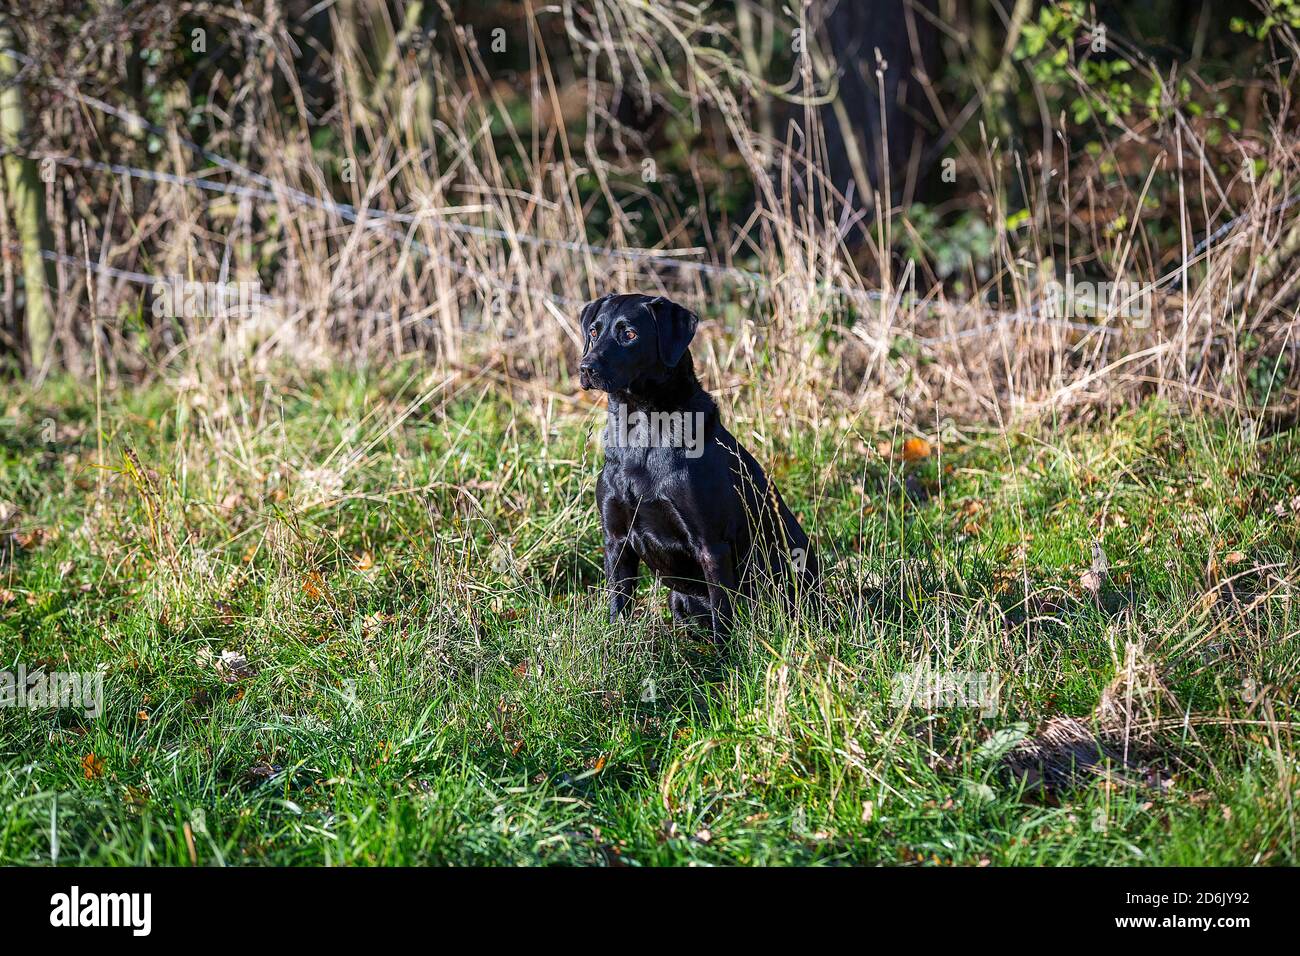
[302,572,326,599]
[902,437,932,462]
[81,753,105,780]
[13,528,47,549]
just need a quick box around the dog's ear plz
[646,296,698,368]
[579,294,612,356]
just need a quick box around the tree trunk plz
[814,0,942,216]
[0,18,54,377]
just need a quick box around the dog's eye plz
[588,325,599,338]
[622,328,638,342]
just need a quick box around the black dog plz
[578,292,817,638]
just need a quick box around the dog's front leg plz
[699,544,736,639]
[604,535,640,622]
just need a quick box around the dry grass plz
[3,0,1292,437]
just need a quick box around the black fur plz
[577,293,817,638]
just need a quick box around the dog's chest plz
[603,445,683,499]
[624,499,703,585]
[602,455,696,553]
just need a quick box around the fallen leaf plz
[902,437,932,462]
[360,612,389,638]
[216,650,255,682]
[13,528,47,549]
[81,753,105,780]
[243,761,281,783]
[1082,541,1109,595]
[214,600,237,627]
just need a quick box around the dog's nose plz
[578,362,596,389]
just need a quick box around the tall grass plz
[7,0,1296,431]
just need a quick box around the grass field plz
[2,365,1298,865]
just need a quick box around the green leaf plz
[975,724,1030,763]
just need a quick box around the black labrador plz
[577,292,817,638]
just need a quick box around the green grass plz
[1,366,1298,865]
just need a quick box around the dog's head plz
[577,293,698,393]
